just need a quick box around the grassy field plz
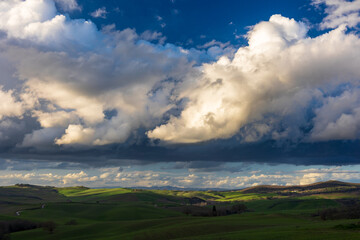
[0,181,359,239]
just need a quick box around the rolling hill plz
[0,181,359,239]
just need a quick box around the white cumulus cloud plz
[148,15,360,143]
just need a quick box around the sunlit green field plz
[0,183,359,239]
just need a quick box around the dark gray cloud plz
[166,161,248,173]
[0,137,359,171]
[0,158,88,171]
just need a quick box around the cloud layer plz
[0,0,360,168]
[0,165,359,188]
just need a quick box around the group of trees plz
[318,203,360,220]
[213,204,247,216]
[182,203,247,217]
[0,219,57,239]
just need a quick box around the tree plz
[212,205,217,216]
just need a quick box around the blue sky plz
[68,0,319,47]
[0,0,360,188]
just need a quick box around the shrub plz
[41,221,56,234]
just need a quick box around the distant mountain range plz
[121,180,360,192]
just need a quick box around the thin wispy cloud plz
[90,6,108,18]
[313,0,360,29]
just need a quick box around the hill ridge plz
[238,180,360,194]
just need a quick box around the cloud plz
[168,161,247,173]
[21,127,64,148]
[294,167,360,185]
[198,40,231,49]
[155,15,166,28]
[313,0,360,29]
[0,0,195,148]
[0,170,98,185]
[61,171,98,184]
[140,30,167,44]
[0,163,359,188]
[0,158,87,171]
[147,15,360,143]
[55,125,95,145]
[310,88,360,141]
[90,7,108,19]
[54,0,81,12]
[17,169,359,187]
[0,86,24,120]
[197,40,235,60]
[0,0,99,48]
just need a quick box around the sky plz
[1,0,360,189]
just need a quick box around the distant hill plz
[128,186,228,191]
[238,180,360,194]
[129,180,360,193]
[2,180,360,201]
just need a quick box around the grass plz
[244,198,340,212]
[0,184,359,239]
[10,211,360,240]
[19,202,183,223]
